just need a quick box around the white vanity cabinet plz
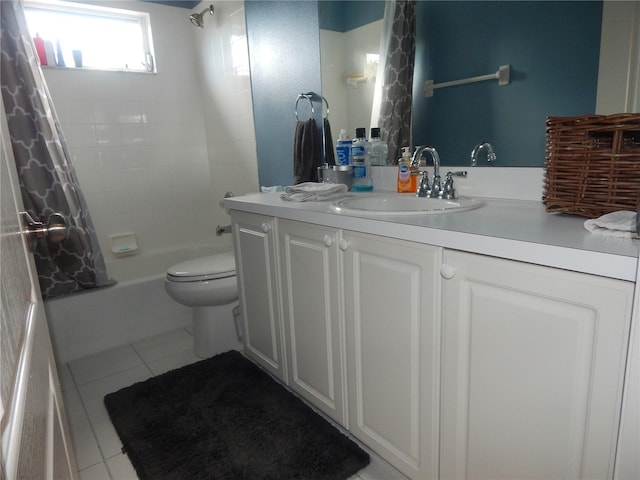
[228,198,637,480]
[231,211,286,382]
[277,219,347,426]
[440,249,634,480]
[243,216,442,478]
[342,231,441,480]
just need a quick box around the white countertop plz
[225,191,639,282]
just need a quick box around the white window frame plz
[23,0,156,73]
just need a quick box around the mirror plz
[318,1,385,153]
[318,1,639,167]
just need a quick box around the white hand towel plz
[281,182,349,202]
[584,210,638,238]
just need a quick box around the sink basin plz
[331,194,484,216]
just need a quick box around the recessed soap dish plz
[110,232,138,255]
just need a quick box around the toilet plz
[164,251,241,358]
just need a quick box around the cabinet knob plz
[440,263,456,279]
[260,222,270,233]
[338,239,349,251]
[323,235,333,247]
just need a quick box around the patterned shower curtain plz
[1,0,111,298]
[373,0,416,164]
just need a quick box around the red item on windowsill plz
[34,33,47,65]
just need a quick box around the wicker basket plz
[543,114,640,218]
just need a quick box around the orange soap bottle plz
[397,147,414,193]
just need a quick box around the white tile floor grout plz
[60,327,201,479]
[59,328,407,480]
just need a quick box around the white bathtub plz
[45,244,233,363]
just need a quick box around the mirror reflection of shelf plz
[346,57,379,87]
[346,73,369,87]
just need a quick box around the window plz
[24,0,155,72]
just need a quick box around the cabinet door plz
[278,220,346,426]
[615,261,640,480]
[231,211,285,381]
[343,231,441,480]
[441,250,634,480]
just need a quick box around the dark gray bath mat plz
[104,350,369,480]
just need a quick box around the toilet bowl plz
[164,252,241,358]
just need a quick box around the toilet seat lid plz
[167,252,236,282]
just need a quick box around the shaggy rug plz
[104,350,369,480]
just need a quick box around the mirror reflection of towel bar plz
[424,64,510,97]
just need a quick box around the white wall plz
[596,1,640,114]
[42,0,258,264]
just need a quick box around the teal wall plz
[246,0,322,187]
[413,1,602,166]
[318,1,385,32]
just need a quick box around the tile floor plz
[59,328,407,480]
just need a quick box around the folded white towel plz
[584,210,638,238]
[280,182,348,202]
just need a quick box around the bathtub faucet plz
[216,225,232,236]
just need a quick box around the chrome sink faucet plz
[416,171,430,197]
[470,142,496,166]
[412,146,442,198]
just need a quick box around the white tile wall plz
[194,1,260,231]
[41,0,258,263]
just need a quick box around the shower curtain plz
[371,0,416,164]
[1,0,111,298]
